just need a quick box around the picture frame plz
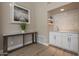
[11,3,30,24]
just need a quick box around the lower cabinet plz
[49,32,56,45]
[49,32,79,53]
[69,34,78,53]
[61,33,69,50]
[55,33,63,47]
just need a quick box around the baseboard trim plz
[37,34,49,46]
[37,41,49,46]
[24,41,32,45]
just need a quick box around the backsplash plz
[49,9,79,32]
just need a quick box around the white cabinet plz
[49,32,63,47]
[49,32,79,53]
[49,32,56,45]
[68,34,78,53]
[55,33,62,47]
[66,36,73,51]
[61,33,69,50]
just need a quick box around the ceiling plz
[48,2,79,16]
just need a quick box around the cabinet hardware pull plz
[68,37,71,42]
[54,36,56,39]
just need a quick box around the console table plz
[3,32,37,54]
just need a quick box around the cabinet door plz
[69,34,78,53]
[55,33,63,47]
[62,34,73,51]
[67,36,73,51]
[62,33,69,50]
[49,32,56,45]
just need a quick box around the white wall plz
[0,2,73,48]
[1,2,36,35]
[15,2,36,32]
[34,3,49,45]
[52,9,79,32]
[33,2,72,45]
[0,2,36,51]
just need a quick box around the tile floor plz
[8,43,77,56]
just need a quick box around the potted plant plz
[20,23,27,33]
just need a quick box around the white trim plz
[37,41,49,46]
[24,41,32,45]
[14,4,30,12]
[10,3,30,24]
[37,34,49,46]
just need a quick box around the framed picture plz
[11,4,30,24]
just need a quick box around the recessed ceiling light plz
[9,3,12,6]
[60,9,64,11]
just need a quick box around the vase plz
[21,30,25,33]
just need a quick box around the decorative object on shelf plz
[20,23,27,33]
[48,20,53,25]
[49,16,53,19]
[48,16,53,25]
